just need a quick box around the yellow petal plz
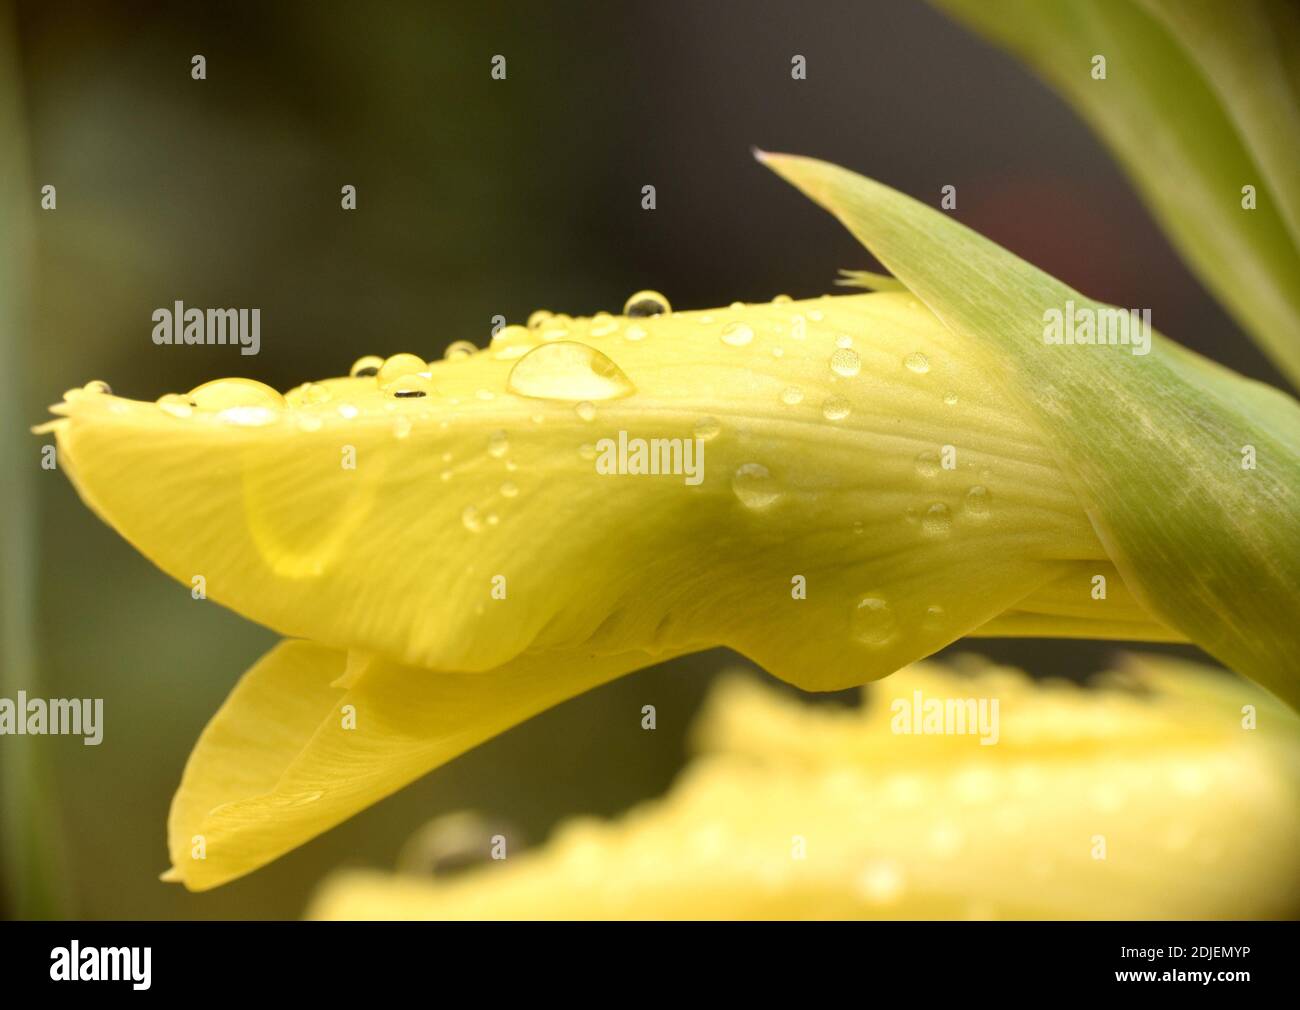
[308,657,1300,919]
[47,295,1172,692]
[165,638,681,891]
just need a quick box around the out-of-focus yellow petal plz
[47,293,1169,692]
[307,657,1300,919]
[164,639,678,891]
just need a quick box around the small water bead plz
[771,346,784,358]
[386,375,433,399]
[500,481,519,498]
[578,443,598,461]
[527,309,553,329]
[297,414,323,432]
[476,389,495,401]
[964,485,991,517]
[350,355,384,378]
[807,308,824,322]
[822,396,851,421]
[923,604,947,629]
[693,416,721,441]
[904,351,931,374]
[729,300,745,310]
[943,391,959,406]
[771,294,793,304]
[835,334,853,349]
[731,462,781,509]
[575,401,597,422]
[624,323,647,342]
[915,451,940,478]
[392,416,412,439]
[852,596,899,647]
[288,381,332,407]
[922,502,952,536]
[377,353,427,384]
[83,379,112,395]
[487,430,509,458]
[461,505,483,533]
[156,393,194,418]
[444,340,478,361]
[589,312,619,337]
[830,348,861,378]
[338,403,360,419]
[540,322,571,342]
[720,322,754,347]
[780,386,804,406]
[507,341,636,401]
[623,290,671,317]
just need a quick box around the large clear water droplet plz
[852,596,899,647]
[623,290,671,317]
[731,463,781,509]
[188,378,285,426]
[507,341,635,401]
[904,351,931,374]
[378,353,427,383]
[830,348,861,377]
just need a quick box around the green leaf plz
[933,0,1300,388]
[758,151,1300,709]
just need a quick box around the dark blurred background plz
[2,0,1277,919]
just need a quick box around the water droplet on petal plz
[830,348,861,377]
[385,375,433,398]
[693,416,721,440]
[943,391,959,406]
[462,505,483,533]
[377,353,427,383]
[337,403,359,419]
[589,312,619,337]
[905,351,931,374]
[189,379,285,427]
[487,430,509,458]
[771,293,793,304]
[507,341,635,401]
[500,481,519,498]
[915,451,940,478]
[720,322,753,347]
[624,323,647,342]
[392,416,412,439]
[623,290,671,317]
[527,310,553,329]
[156,393,194,418]
[964,485,991,517]
[835,334,853,349]
[822,396,851,421]
[852,596,898,647]
[83,379,112,395]
[781,386,804,405]
[922,502,952,536]
[731,463,781,509]
[444,340,478,361]
[575,401,596,422]
[350,355,383,378]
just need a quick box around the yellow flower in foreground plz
[41,290,1177,890]
[308,655,1300,920]
[37,155,1299,890]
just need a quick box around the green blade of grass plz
[934,0,1300,388]
[0,5,71,919]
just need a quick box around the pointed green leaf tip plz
[759,151,1300,709]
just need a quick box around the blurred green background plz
[1,0,1283,919]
